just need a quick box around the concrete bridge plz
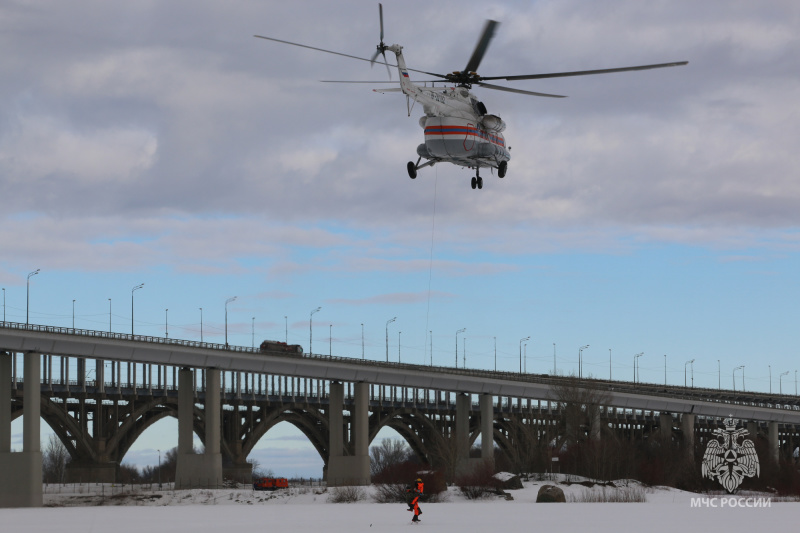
[2,321,800,507]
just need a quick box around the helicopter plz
[255,5,687,190]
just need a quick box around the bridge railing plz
[2,321,799,411]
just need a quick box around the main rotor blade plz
[464,20,499,74]
[477,81,566,98]
[480,61,688,81]
[254,34,449,80]
[255,35,385,67]
[320,79,444,83]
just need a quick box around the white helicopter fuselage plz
[381,45,510,174]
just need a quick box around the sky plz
[2,0,800,474]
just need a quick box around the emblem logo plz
[701,417,760,493]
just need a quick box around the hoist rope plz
[424,167,438,365]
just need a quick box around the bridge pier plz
[0,352,43,508]
[768,421,779,464]
[175,367,222,488]
[681,413,695,454]
[480,394,493,464]
[327,381,370,486]
[659,413,673,443]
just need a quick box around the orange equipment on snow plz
[253,477,289,491]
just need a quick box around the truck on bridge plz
[259,340,303,356]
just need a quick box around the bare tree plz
[249,458,275,480]
[550,375,611,449]
[370,438,411,478]
[427,430,462,484]
[42,434,70,483]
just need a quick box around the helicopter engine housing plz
[480,114,506,133]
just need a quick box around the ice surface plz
[1,480,795,533]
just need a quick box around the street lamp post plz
[72,299,76,332]
[252,317,255,349]
[165,309,169,338]
[718,360,721,390]
[685,359,695,387]
[634,353,644,383]
[108,298,111,333]
[523,342,527,373]
[199,308,203,342]
[309,307,321,355]
[285,316,288,344]
[742,365,746,391]
[553,343,556,375]
[330,324,333,357]
[225,296,237,347]
[578,345,589,379]
[733,365,744,392]
[519,336,530,374]
[2,287,5,322]
[456,328,465,368]
[399,331,402,363]
[429,331,433,366]
[463,337,466,368]
[609,348,612,380]
[131,283,144,335]
[26,269,40,325]
[780,371,789,395]
[386,317,397,362]
[769,365,772,394]
[361,323,365,360]
[494,337,497,372]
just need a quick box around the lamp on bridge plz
[309,307,321,355]
[26,268,40,325]
[733,365,744,392]
[225,296,238,347]
[386,317,397,362]
[780,371,789,395]
[578,345,589,379]
[130,283,144,335]
[634,352,644,384]
[456,328,466,368]
[519,336,530,374]
[685,359,695,388]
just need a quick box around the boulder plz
[536,484,566,503]
[493,472,523,490]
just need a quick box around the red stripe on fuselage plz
[425,126,505,147]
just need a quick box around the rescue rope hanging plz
[424,167,438,365]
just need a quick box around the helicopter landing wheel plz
[498,161,507,178]
[407,161,417,179]
[471,176,477,190]
[477,176,483,189]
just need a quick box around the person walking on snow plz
[406,478,423,522]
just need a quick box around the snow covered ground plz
[3,476,797,533]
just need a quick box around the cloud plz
[327,291,456,306]
[1,0,799,260]
[0,115,157,186]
